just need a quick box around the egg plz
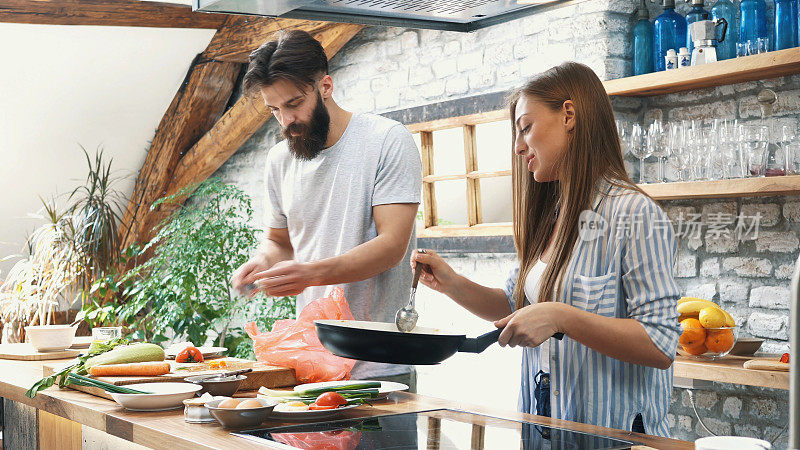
[236,399,263,409]
[274,401,309,412]
[217,398,241,409]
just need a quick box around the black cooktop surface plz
[232,409,638,449]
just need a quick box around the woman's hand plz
[410,249,459,295]
[494,302,569,348]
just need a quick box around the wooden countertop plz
[0,358,692,449]
[674,355,790,390]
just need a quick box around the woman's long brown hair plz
[509,62,644,310]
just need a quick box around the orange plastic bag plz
[245,287,356,383]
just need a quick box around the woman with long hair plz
[412,62,680,436]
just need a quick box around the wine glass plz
[629,123,651,184]
[779,123,798,174]
[649,121,670,183]
[668,122,687,181]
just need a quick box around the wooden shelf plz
[605,47,800,97]
[674,355,789,390]
[641,175,800,200]
[417,177,800,238]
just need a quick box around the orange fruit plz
[705,329,735,353]
[679,318,707,347]
[683,342,708,355]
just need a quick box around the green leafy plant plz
[117,178,295,354]
[69,146,126,306]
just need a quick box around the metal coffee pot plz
[689,18,728,65]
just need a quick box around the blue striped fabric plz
[503,181,680,437]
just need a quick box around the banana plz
[721,309,736,327]
[678,297,709,305]
[677,300,717,315]
[676,298,735,327]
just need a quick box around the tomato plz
[308,403,337,410]
[314,392,347,407]
[780,353,790,364]
[176,346,204,363]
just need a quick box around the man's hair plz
[242,29,329,95]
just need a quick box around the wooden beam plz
[163,23,364,199]
[202,16,338,63]
[119,57,241,248]
[0,0,226,29]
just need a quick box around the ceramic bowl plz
[184,374,246,396]
[110,382,202,412]
[24,325,77,352]
[205,398,277,429]
[729,337,764,356]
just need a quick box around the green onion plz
[67,373,151,394]
[295,381,381,396]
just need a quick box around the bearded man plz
[231,30,422,388]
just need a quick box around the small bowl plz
[183,394,224,423]
[729,337,764,356]
[679,326,739,360]
[24,325,77,352]
[184,374,246,396]
[205,397,277,429]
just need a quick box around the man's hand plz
[249,260,318,297]
[231,254,270,296]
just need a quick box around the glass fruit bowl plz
[678,326,738,360]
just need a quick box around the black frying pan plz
[315,320,563,365]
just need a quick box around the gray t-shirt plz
[264,112,422,378]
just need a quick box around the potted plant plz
[117,178,295,357]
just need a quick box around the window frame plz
[408,109,513,238]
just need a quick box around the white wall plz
[0,23,216,276]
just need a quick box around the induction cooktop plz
[232,409,639,449]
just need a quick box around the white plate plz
[165,346,227,359]
[267,403,360,421]
[109,382,202,411]
[293,380,409,399]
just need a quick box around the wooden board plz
[43,358,296,400]
[674,355,790,390]
[743,359,790,372]
[0,343,80,361]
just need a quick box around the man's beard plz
[283,92,331,161]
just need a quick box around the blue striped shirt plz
[503,181,680,437]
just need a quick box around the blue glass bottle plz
[774,0,799,50]
[654,0,688,71]
[739,0,769,50]
[686,0,711,52]
[633,0,655,75]
[711,0,737,60]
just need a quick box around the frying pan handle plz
[459,329,564,353]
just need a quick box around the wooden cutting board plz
[0,343,81,360]
[43,357,296,400]
[743,359,790,371]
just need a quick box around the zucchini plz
[83,343,165,371]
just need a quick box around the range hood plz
[192,0,564,32]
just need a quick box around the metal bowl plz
[205,398,277,429]
[184,374,247,397]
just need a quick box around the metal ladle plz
[395,250,428,333]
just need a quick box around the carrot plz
[88,361,171,377]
